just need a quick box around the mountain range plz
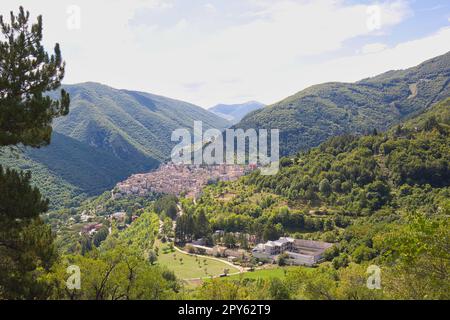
[236,51,450,156]
[0,82,229,207]
[209,101,265,124]
[2,52,449,208]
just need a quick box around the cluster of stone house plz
[112,163,251,199]
[252,237,333,266]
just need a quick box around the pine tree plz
[0,7,70,299]
[0,165,56,299]
[0,6,70,147]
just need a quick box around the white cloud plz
[0,0,448,108]
[204,3,217,13]
[290,26,450,92]
[174,18,189,29]
[361,43,388,54]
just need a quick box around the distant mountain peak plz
[209,101,265,124]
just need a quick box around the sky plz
[1,0,449,108]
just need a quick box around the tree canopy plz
[0,6,69,147]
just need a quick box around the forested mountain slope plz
[0,82,230,207]
[246,98,450,213]
[236,52,450,156]
[187,98,450,256]
[182,99,449,299]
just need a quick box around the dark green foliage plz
[0,7,69,147]
[93,227,109,247]
[175,213,195,243]
[263,223,283,241]
[319,178,332,197]
[246,99,450,215]
[0,165,48,220]
[223,233,237,248]
[332,253,350,269]
[194,209,211,239]
[0,218,57,299]
[269,278,290,300]
[0,166,57,299]
[236,52,450,156]
[0,8,66,299]
[277,253,289,267]
[148,249,158,265]
[154,195,178,220]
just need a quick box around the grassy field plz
[225,266,314,281]
[155,241,237,280]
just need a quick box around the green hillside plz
[45,99,450,300]
[185,98,449,259]
[0,82,230,208]
[236,52,450,156]
[188,98,449,239]
[183,99,450,299]
[53,83,230,161]
[245,98,450,213]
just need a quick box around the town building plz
[111,163,255,200]
[252,237,333,266]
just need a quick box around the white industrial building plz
[252,237,333,266]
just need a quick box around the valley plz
[209,101,265,124]
[3,53,449,209]
[1,8,449,301]
[39,97,449,299]
[0,82,230,208]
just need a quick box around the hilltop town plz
[112,163,255,199]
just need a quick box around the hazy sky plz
[1,0,450,107]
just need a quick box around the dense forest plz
[167,99,449,299]
[236,52,450,156]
